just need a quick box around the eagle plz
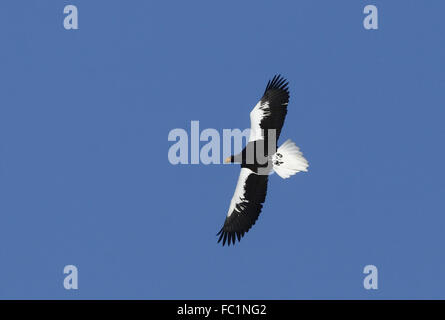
[217,75,309,246]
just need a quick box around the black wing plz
[251,75,289,145]
[217,168,269,246]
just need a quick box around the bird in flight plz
[217,75,309,246]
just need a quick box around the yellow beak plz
[224,156,231,163]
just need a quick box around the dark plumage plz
[260,75,289,144]
[217,173,269,246]
[218,75,292,246]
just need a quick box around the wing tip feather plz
[265,74,289,93]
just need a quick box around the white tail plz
[272,139,309,179]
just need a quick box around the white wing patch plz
[249,101,270,142]
[227,168,253,217]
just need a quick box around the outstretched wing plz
[249,75,290,143]
[217,168,269,246]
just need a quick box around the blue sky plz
[1,0,445,299]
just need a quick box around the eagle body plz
[217,75,309,246]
